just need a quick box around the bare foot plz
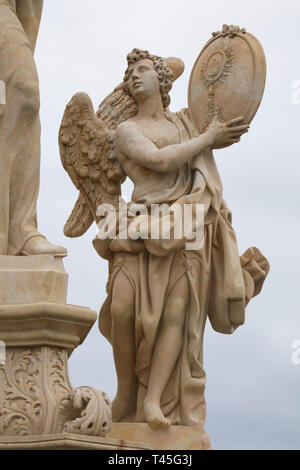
[22,236,67,257]
[144,401,170,429]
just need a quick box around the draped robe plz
[93,109,265,426]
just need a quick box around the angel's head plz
[123,49,173,108]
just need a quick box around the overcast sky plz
[34,0,300,450]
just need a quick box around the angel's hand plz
[206,113,250,149]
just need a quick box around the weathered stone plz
[59,29,269,443]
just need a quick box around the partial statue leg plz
[111,269,137,422]
[144,273,189,428]
[0,2,66,256]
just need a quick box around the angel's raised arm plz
[116,121,213,174]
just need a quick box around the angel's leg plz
[111,269,137,422]
[144,273,189,428]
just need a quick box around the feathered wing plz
[59,87,136,237]
[63,194,94,238]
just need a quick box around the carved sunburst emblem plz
[200,45,234,87]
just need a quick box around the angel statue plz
[59,32,270,430]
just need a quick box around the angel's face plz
[127,59,160,102]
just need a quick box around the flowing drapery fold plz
[94,109,261,425]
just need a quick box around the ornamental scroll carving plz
[0,349,43,436]
[0,347,112,438]
[60,387,112,437]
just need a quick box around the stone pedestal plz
[108,423,211,450]
[0,301,97,356]
[0,255,144,450]
[0,255,68,304]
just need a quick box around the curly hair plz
[123,48,173,108]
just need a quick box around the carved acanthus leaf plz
[61,386,112,437]
[0,350,43,436]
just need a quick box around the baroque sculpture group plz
[0,0,270,450]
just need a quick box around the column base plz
[0,255,115,443]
